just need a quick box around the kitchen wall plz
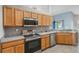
[4,27,23,37]
[0,5,4,39]
[74,15,79,46]
[24,26,50,33]
[53,12,74,30]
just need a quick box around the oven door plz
[25,38,41,53]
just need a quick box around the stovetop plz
[24,34,41,41]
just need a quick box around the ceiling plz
[49,5,79,15]
[9,5,79,16]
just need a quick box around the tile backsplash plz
[4,27,23,37]
[4,26,50,37]
[33,26,50,33]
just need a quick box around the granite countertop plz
[38,31,56,35]
[37,31,77,35]
[0,36,25,43]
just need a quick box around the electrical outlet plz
[16,29,19,32]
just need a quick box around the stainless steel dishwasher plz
[50,33,56,47]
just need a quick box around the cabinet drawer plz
[41,35,49,38]
[17,40,24,45]
[2,41,17,48]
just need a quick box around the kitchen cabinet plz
[42,15,47,25]
[46,16,50,25]
[56,32,64,44]
[56,32,77,45]
[15,44,24,53]
[24,11,31,18]
[49,16,53,25]
[37,14,42,25]
[41,35,50,50]
[3,6,15,26]
[45,37,50,48]
[46,16,53,26]
[42,15,52,26]
[0,44,2,53]
[31,12,37,19]
[15,9,24,26]
[2,47,15,53]
[2,39,24,53]
[41,38,46,50]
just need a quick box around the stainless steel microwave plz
[24,18,38,25]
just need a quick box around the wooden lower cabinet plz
[15,44,24,53]
[0,44,2,53]
[2,39,25,53]
[41,39,46,50]
[56,32,77,45]
[41,35,50,50]
[2,47,15,53]
[45,37,50,48]
[56,34,64,44]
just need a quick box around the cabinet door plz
[45,37,50,48]
[0,44,1,53]
[46,16,49,25]
[71,33,76,45]
[4,6,15,26]
[49,16,52,25]
[24,11,31,18]
[56,33,64,44]
[15,9,23,26]
[37,14,42,25]
[15,44,24,53]
[64,33,71,44]
[2,47,15,53]
[31,13,37,19]
[64,33,76,45]
[42,15,47,25]
[41,38,46,50]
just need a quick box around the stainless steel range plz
[24,34,41,53]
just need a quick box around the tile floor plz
[42,45,79,53]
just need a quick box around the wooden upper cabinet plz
[24,11,31,18]
[46,16,53,26]
[31,12,37,19]
[3,6,15,26]
[42,15,47,25]
[46,16,49,25]
[15,9,23,26]
[37,14,42,25]
[49,16,53,25]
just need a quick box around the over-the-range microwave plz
[23,18,38,26]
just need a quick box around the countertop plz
[37,31,77,35]
[0,30,77,43]
[0,36,25,43]
[38,31,56,35]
